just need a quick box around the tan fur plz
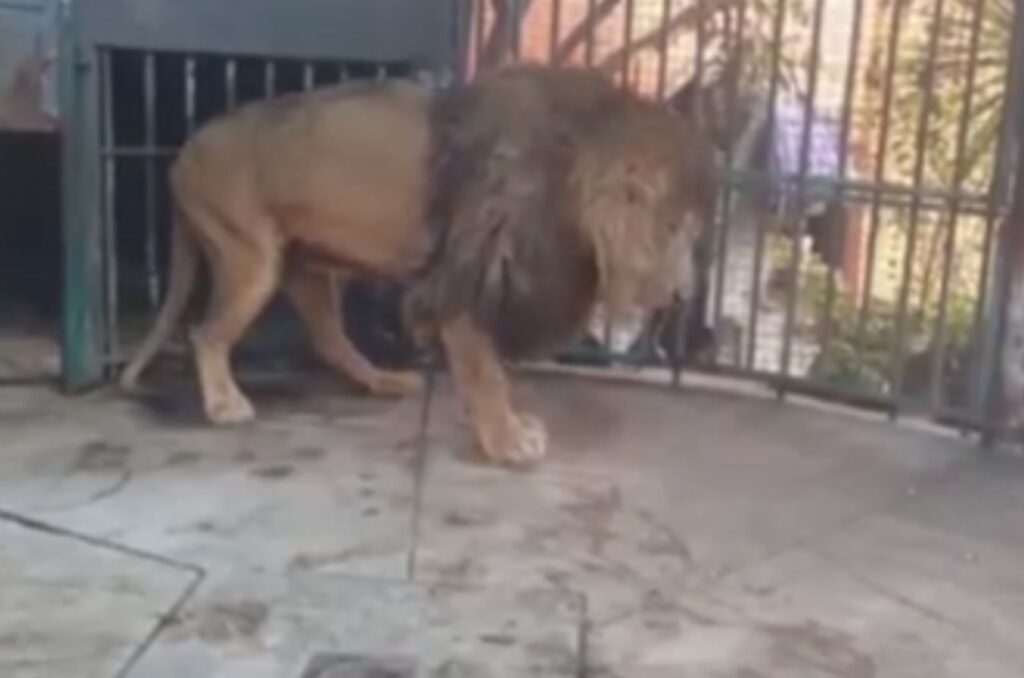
[122,66,717,467]
[120,80,434,424]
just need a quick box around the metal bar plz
[890,0,947,405]
[970,9,1020,427]
[655,0,672,98]
[778,0,826,387]
[585,0,597,67]
[509,0,522,62]
[621,0,635,86]
[101,147,178,158]
[225,57,237,109]
[853,0,906,362]
[978,0,1024,442]
[745,0,788,370]
[711,0,747,348]
[475,0,487,74]
[929,0,987,412]
[693,0,705,88]
[264,59,276,98]
[302,62,315,90]
[820,0,864,361]
[142,51,160,312]
[549,0,562,63]
[99,49,118,372]
[74,0,454,67]
[715,171,1000,214]
[184,56,197,133]
[337,63,349,82]
[59,4,105,390]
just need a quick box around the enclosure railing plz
[58,0,1024,442]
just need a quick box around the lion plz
[120,64,717,466]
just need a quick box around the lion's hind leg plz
[440,315,548,466]
[186,204,280,425]
[284,265,422,398]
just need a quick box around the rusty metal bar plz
[745,0,788,370]
[655,0,672,98]
[853,0,907,358]
[549,0,562,63]
[890,0,947,406]
[694,0,705,89]
[142,51,160,312]
[929,0,987,412]
[778,0,827,387]
[509,0,522,62]
[475,0,487,74]
[225,57,237,109]
[585,0,597,67]
[621,0,635,86]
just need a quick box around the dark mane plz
[405,66,629,359]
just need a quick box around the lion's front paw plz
[366,370,423,398]
[479,412,548,467]
[206,392,255,426]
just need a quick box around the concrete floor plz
[3,367,1024,677]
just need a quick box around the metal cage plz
[56,0,1024,442]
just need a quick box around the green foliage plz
[766,233,975,397]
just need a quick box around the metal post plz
[59,0,105,390]
[980,0,1024,443]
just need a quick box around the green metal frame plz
[57,0,465,391]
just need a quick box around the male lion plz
[121,64,716,465]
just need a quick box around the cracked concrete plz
[3,367,1024,676]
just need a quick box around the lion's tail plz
[119,208,199,391]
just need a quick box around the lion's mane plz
[405,64,716,360]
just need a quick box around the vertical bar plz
[853,0,906,361]
[778,0,827,386]
[745,0,788,370]
[225,58,237,109]
[184,56,197,133]
[978,0,1024,441]
[142,51,159,312]
[475,0,487,75]
[337,63,349,82]
[59,5,105,390]
[694,0,705,88]
[585,0,598,67]
[621,0,635,86]
[264,60,276,98]
[302,62,315,91]
[99,49,118,370]
[929,0,987,412]
[711,0,747,347]
[819,0,864,361]
[889,0,946,407]
[509,0,522,62]
[656,0,673,98]
[548,0,562,64]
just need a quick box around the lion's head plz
[406,64,718,360]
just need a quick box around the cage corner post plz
[58,2,105,393]
[978,0,1024,445]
